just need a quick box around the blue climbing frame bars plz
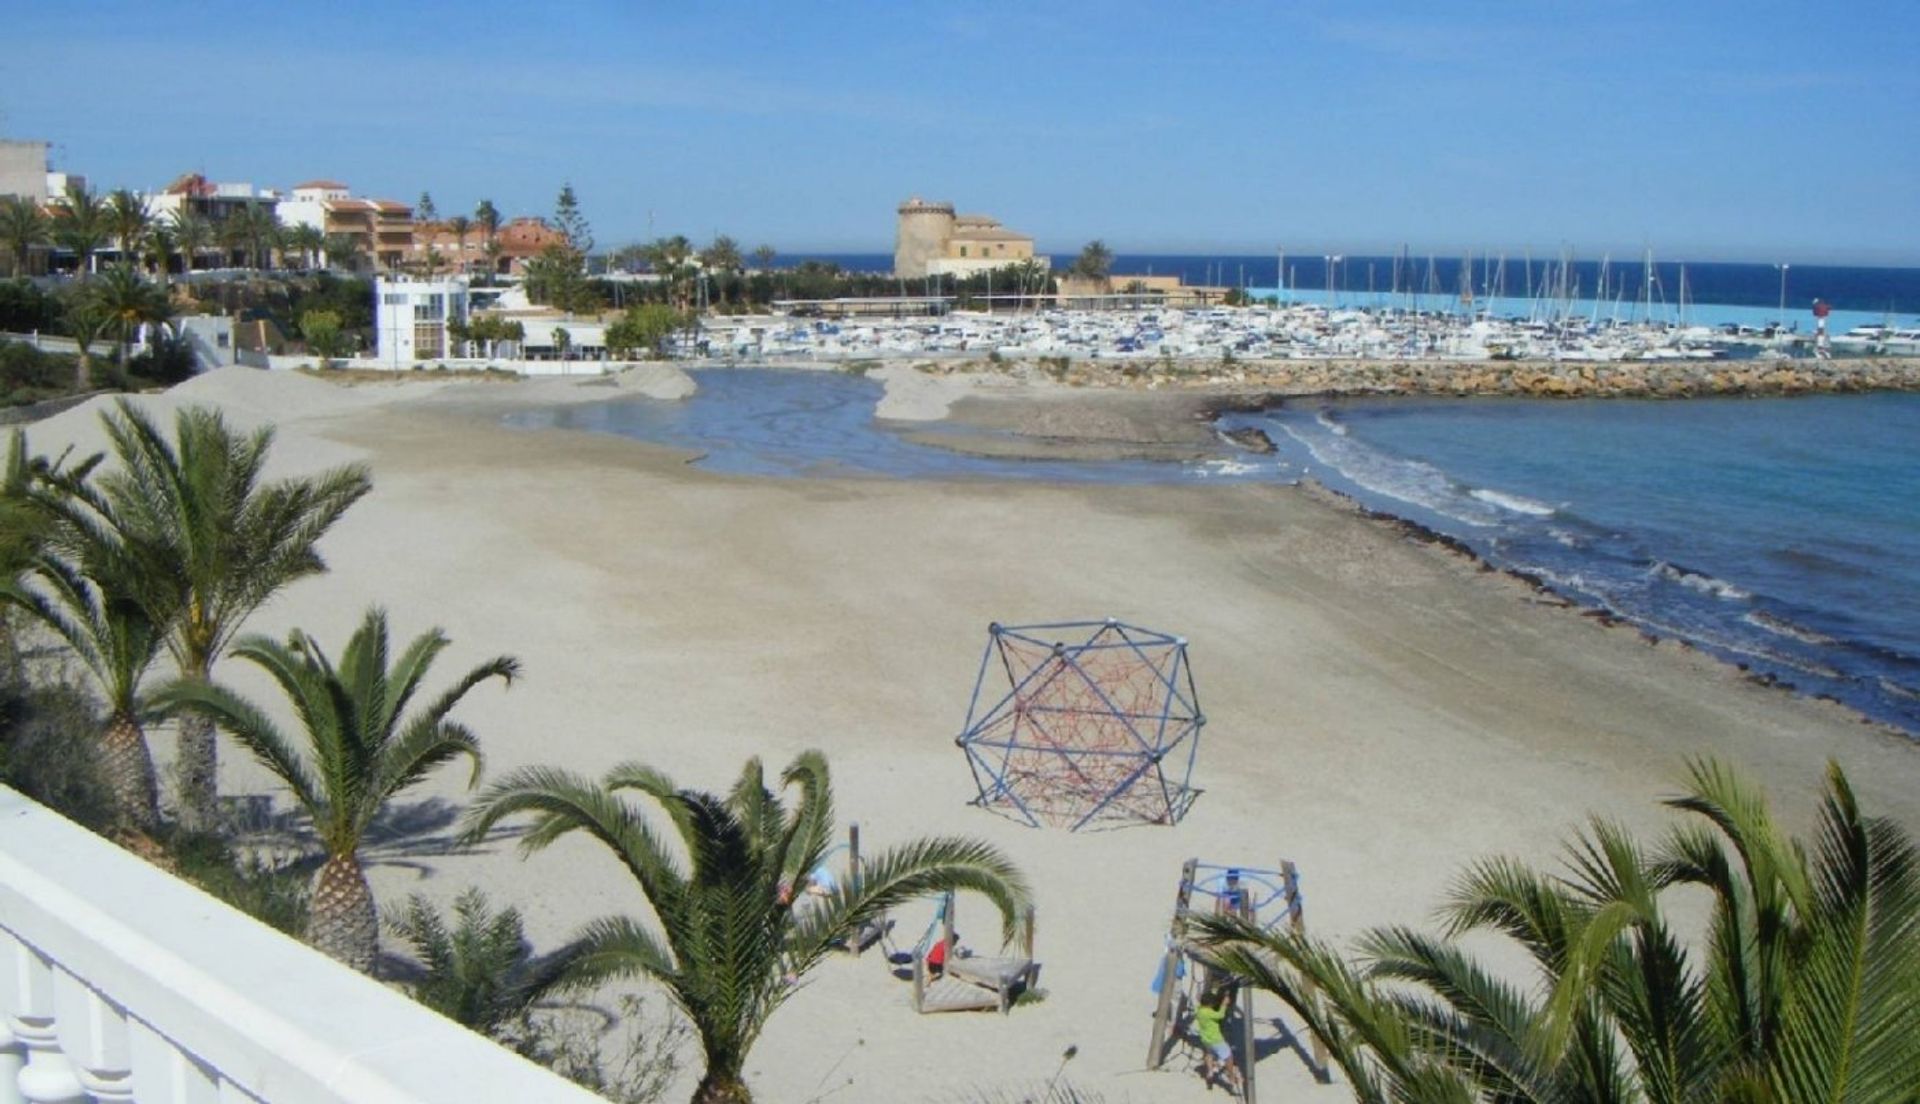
[955,619,1205,830]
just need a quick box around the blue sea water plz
[1226,394,1920,734]
[509,369,1920,737]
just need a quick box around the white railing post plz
[127,1021,217,1104]
[2,936,84,1104]
[0,1016,24,1104]
[50,969,131,1103]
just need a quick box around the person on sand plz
[925,928,958,978]
[1193,987,1246,1096]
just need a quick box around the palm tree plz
[284,223,325,272]
[1194,758,1920,1104]
[152,608,519,971]
[105,190,152,270]
[63,298,110,391]
[51,182,109,278]
[461,751,1033,1104]
[322,232,360,273]
[388,887,571,1035]
[1,432,166,830]
[93,401,372,832]
[170,209,210,276]
[0,195,50,278]
[445,215,472,278]
[474,200,501,285]
[142,223,177,285]
[89,264,174,372]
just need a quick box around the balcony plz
[0,786,602,1104]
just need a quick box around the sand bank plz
[26,368,1920,1102]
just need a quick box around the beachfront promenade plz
[0,785,598,1104]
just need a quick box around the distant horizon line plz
[749,246,1920,271]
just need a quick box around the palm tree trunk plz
[173,711,219,832]
[309,852,378,973]
[693,1071,753,1104]
[101,711,160,832]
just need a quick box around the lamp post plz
[1776,263,1790,325]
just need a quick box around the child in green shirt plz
[1193,987,1246,1095]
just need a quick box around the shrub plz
[0,657,115,832]
[165,829,313,936]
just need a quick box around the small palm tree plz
[170,209,210,275]
[283,223,324,271]
[142,223,176,285]
[88,264,174,372]
[62,298,111,391]
[445,215,472,278]
[0,195,50,278]
[1194,758,1920,1104]
[105,189,151,269]
[94,400,372,831]
[462,751,1033,1104]
[389,887,572,1035]
[474,200,501,285]
[51,183,109,278]
[1,432,167,830]
[152,608,519,971]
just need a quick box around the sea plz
[1220,395,1920,737]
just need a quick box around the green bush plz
[165,829,313,936]
[0,339,81,405]
[0,659,115,832]
[0,280,64,334]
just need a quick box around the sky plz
[3,1,1916,264]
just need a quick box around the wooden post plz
[1237,890,1259,1104]
[847,822,862,957]
[1282,860,1330,1072]
[1146,858,1199,1069]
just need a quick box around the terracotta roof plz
[293,179,349,191]
[163,172,216,198]
[371,200,411,214]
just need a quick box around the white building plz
[273,180,348,236]
[0,140,51,201]
[374,277,470,365]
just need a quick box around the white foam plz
[1743,610,1837,646]
[1470,488,1557,517]
[1271,419,1503,528]
[1649,561,1751,601]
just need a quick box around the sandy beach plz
[29,366,1920,1103]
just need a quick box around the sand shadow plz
[1252,1014,1332,1084]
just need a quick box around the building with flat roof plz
[0,140,51,202]
[894,197,1046,279]
[374,276,470,365]
[279,181,415,273]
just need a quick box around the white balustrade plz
[0,787,603,1103]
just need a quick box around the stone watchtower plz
[894,196,955,279]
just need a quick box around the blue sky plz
[4,1,1916,263]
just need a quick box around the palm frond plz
[460,765,688,918]
[1767,763,1920,1104]
[148,674,322,815]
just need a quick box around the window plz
[959,246,968,257]
[383,293,406,304]
[413,323,443,359]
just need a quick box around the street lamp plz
[1776,263,1790,325]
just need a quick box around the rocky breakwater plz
[908,356,1920,400]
